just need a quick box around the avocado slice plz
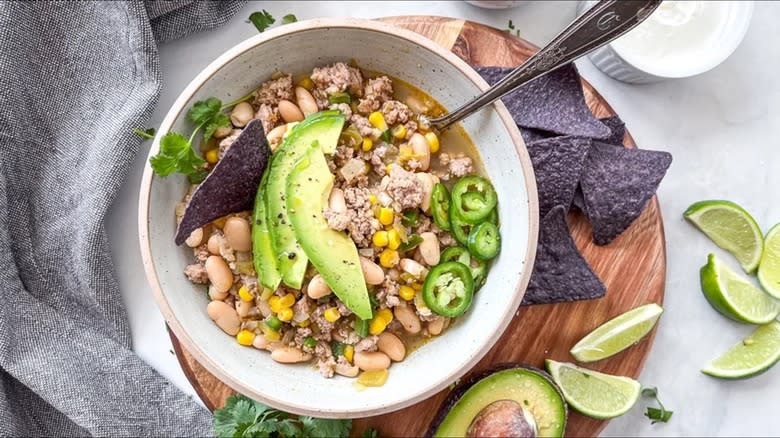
[285,143,372,320]
[264,111,345,289]
[428,365,567,438]
[252,170,281,290]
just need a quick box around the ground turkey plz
[350,114,377,138]
[254,104,280,134]
[380,100,413,125]
[253,74,294,106]
[311,62,364,96]
[357,76,393,114]
[324,187,379,248]
[376,277,401,308]
[217,129,242,159]
[184,263,208,284]
[383,166,424,210]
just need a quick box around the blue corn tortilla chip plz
[521,127,557,144]
[527,136,591,217]
[600,116,626,145]
[579,142,672,245]
[475,64,610,139]
[175,119,270,245]
[523,205,606,305]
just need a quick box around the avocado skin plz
[252,170,281,290]
[264,111,344,289]
[285,143,372,320]
[426,364,568,438]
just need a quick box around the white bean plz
[360,257,385,285]
[271,346,312,363]
[354,351,391,371]
[416,173,435,212]
[394,304,421,334]
[185,227,204,248]
[252,335,270,350]
[236,299,253,318]
[410,133,431,170]
[213,124,233,139]
[266,124,287,149]
[377,332,406,361]
[400,258,426,278]
[207,301,240,335]
[223,217,251,252]
[419,232,440,266]
[328,188,347,213]
[207,233,222,255]
[278,100,304,123]
[209,284,228,301]
[335,362,360,377]
[230,102,254,127]
[295,86,318,116]
[307,274,332,299]
[205,255,233,293]
[427,317,447,336]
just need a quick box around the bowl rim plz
[138,17,539,417]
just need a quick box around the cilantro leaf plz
[249,10,275,33]
[188,97,223,127]
[642,386,673,424]
[133,127,155,140]
[300,416,352,438]
[203,112,230,143]
[282,14,297,24]
[149,132,205,177]
[360,428,379,438]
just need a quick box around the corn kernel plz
[299,319,311,328]
[361,137,373,152]
[368,111,388,131]
[344,345,355,363]
[238,286,254,302]
[368,194,378,205]
[377,207,394,226]
[399,285,416,301]
[298,77,314,90]
[376,308,394,324]
[268,296,282,313]
[264,329,281,341]
[278,293,296,309]
[387,228,401,250]
[236,329,255,346]
[411,282,423,291]
[205,148,219,164]
[369,316,389,335]
[379,249,399,268]
[424,132,440,153]
[358,369,389,387]
[259,288,274,301]
[278,307,294,322]
[398,144,413,161]
[392,125,407,140]
[372,230,389,247]
[324,307,341,323]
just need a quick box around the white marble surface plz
[107,1,780,436]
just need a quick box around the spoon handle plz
[429,0,662,130]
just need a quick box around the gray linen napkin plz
[0,1,245,435]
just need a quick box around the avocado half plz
[426,364,568,438]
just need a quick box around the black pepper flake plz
[287,252,297,260]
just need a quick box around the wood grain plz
[168,16,666,437]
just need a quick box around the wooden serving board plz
[168,16,666,437]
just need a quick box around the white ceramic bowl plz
[138,18,537,418]
[580,0,754,84]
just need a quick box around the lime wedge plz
[702,321,780,379]
[759,223,780,299]
[545,360,641,419]
[570,303,663,362]
[684,200,763,274]
[701,254,780,324]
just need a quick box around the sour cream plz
[610,1,748,78]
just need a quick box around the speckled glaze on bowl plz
[138,18,538,418]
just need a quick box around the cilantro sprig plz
[133,127,156,140]
[248,10,298,33]
[148,92,256,183]
[642,387,673,424]
[213,394,355,438]
[505,19,520,37]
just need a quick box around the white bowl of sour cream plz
[580,0,754,84]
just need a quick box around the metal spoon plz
[423,0,662,131]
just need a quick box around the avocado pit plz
[466,400,538,438]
